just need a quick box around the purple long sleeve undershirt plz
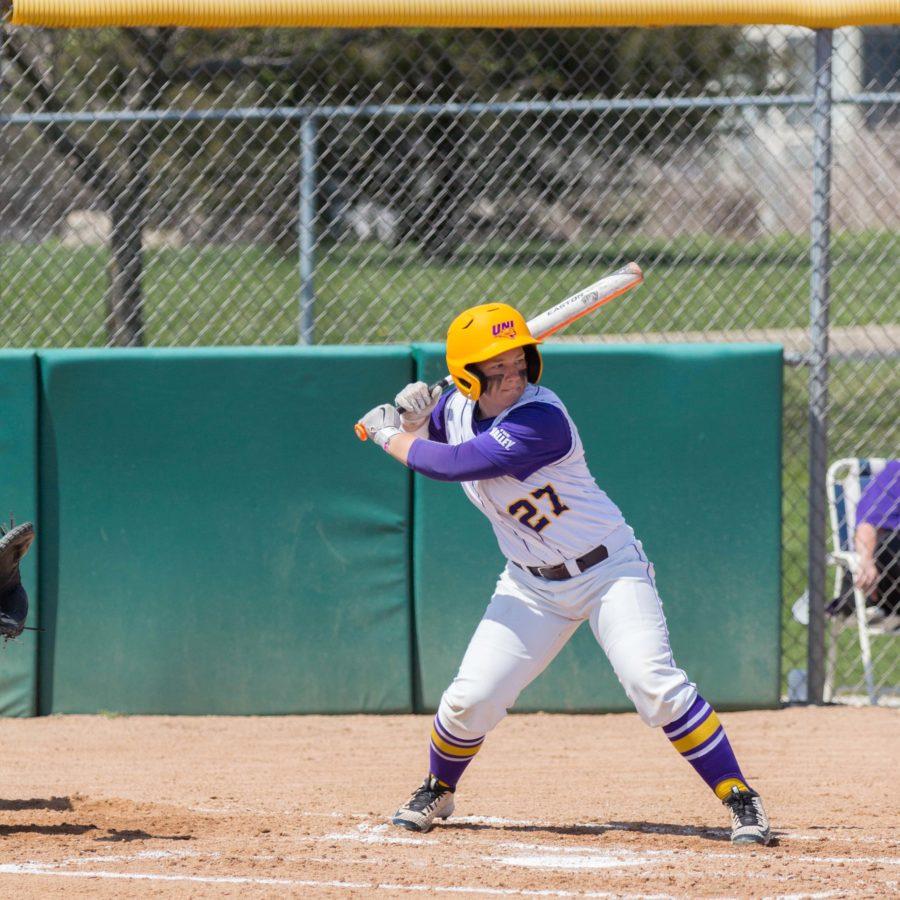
[406,393,573,482]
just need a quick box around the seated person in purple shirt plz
[830,460,900,619]
[854,461,900,612]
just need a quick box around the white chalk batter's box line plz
[41,840,884,880]
[0,855,854,900]
[0,826,896,896]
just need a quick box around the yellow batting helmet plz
[445,303,542,401]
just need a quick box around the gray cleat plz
[723,786,771,846]
[391,775,455,833]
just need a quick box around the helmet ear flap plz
[461,365,486,401]
[524,344,542,385]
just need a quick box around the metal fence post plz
[298,113,317,345]
[806,28,834,705]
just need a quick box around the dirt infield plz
[1,707,897,897]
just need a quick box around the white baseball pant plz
[437,540,697,739]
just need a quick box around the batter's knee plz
[614,657,696,728]
[438,678,512,740]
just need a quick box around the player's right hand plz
[854,558,879,595]
[395,381,442,430]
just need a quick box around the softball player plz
[358,303,770,845]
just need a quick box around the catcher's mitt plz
[0,520,34,640]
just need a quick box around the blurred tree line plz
[1,26,767,344]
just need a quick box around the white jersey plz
[442,384,632,567]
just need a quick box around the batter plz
[358,302,770,845]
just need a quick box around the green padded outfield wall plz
[0,352,39,716]
[38,347,413,714]
[413,343,783,713]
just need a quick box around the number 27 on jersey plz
[507,484,569,533]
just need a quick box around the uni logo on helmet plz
[492,320,517,338]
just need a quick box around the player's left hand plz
[0,520,34,641]
[358,403,403,449]
[395,381,442,430]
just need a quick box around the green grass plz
[1,231,897,346]
[2,233,897,696]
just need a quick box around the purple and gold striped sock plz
[428,715,484,790]
[664,694,750,800]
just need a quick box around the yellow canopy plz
[9,0,900,30]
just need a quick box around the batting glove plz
[394,381,442,430]
[359,403,403,450]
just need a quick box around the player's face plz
[479,347,528,411]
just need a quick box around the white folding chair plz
[825,457,892,704]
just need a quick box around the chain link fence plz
[1,23,898,702]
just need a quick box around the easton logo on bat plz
[492,320,517,338]
[552,289,599,314]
